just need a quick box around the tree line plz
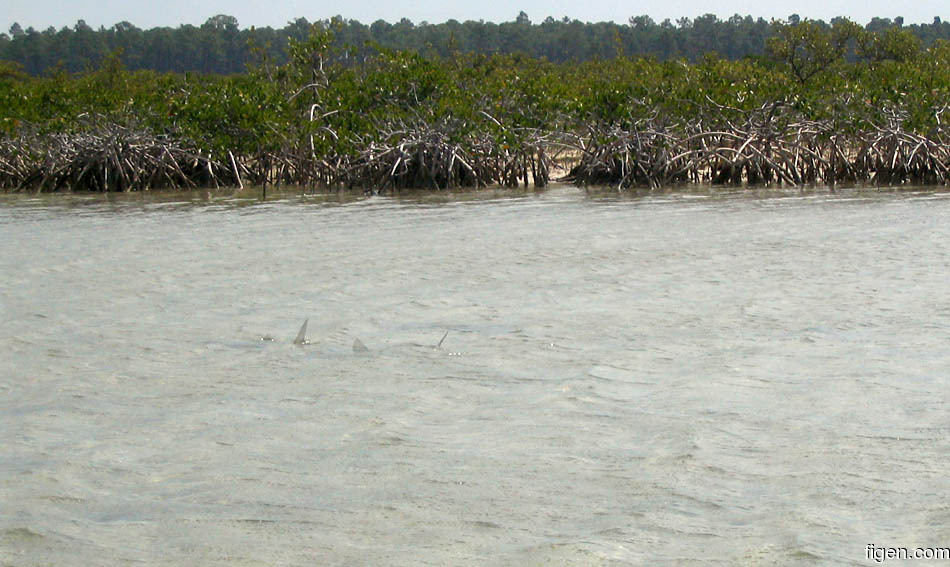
[1,18,949,191]
[1,13,949,75]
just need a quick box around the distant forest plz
[2,13,949,75]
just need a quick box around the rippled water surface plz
[2,185,950,566]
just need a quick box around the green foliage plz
[858,27,923,62]
[766,18,863,85]
[4,15,950,76]
[1,20,947,188]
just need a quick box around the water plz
[2,185,950,566]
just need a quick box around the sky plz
[2,0,944,34]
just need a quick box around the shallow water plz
[2,184,950,566]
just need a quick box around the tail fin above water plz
[437,331,449,349]
[293,319,309,345]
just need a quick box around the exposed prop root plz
[566,103,950,189]
[0,122,237,192]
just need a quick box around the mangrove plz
[1,18,949,192]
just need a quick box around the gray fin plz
[293,318,309,345]
[352,338,369,353]
[436,331,449,349]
